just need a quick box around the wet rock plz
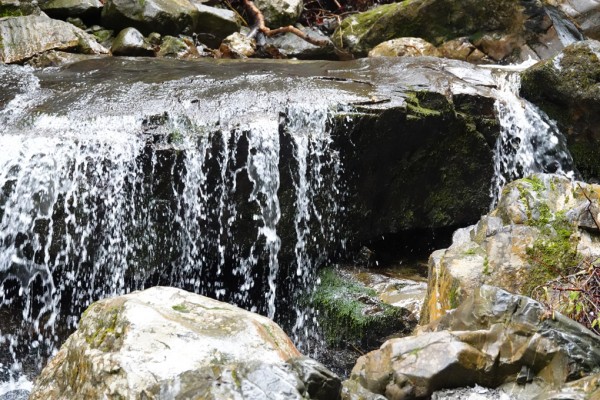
[254,0,302,27]
[111,27,155,56]
[101,0,196,36]
[534,372,600,399]
[265,26,335,59]
[311,267,416,375]
[521,40,600,181]
[40,0,103,20]
[344,285,600,400]
[332,0,580,61]
[156,34,198,58]
[25,49,97,67]
[549,0,600,40]
[421,173,600,324]
[437,37,489,63]
[219,31,255,58]
[0,0,40,17]
[0,12,108,63]
[368,37,440,58]
[29,286,341,399]
[101,0,239,47]
[191,3,240,48]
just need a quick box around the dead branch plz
[577,183,600,231]
[242,0,330,47]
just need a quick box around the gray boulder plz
[0,12,108,63]
[29,286,341,399]
[254,0,302,27]
[101,0,239,48]
[40,0,103,19]
[111,27,155,56]
[344,285,600,400]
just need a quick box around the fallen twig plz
[242,0,330,47]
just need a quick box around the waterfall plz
[0,61,348,389]
[489,70,575,207]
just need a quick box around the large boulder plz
[521,40,600,181]
[0,12,108,63]
[39,0,103,20]
[111,27,155,56]
[332,0,579,60]
[30,286,341,399]
[343,285,600,400]
[101,0,240,47]
[421,173,600,324]
[253,0,303,27]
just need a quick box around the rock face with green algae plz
[332,0,568,59]
[521,40,600,181]
[0,12,108,63]
[421,173,600,324]
[29,286,341,399]
[343,285,600,400]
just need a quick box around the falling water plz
[0,60,350,390]
[490,70,575,207]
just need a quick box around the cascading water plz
[490,69,575,207]
[0,59,352,391]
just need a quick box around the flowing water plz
[0,58,361,391]
[490,69,575,208]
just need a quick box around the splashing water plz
[0,61,349,389]
[490,71,575,208]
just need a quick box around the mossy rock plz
[520,40,600,182]
[312,267,414,350]
[332,0,523,56]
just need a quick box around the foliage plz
[534,257,600,335]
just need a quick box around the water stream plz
[0,59,352,390]
[490,69,575,207]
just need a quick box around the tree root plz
[242,0,330,47]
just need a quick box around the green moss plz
[0,8,24,18]
[172,303,189,313]
[483,256,490,275]
[448,284,460,309]
[311,268,412,348]
[83,303,126,352]
[524,214,580,296]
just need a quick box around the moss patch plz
[312,267,413,348]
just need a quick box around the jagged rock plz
[437,37,489,63]
[0,0,40,17]
[368,37,440,58]
[344,285,600,400]
[332,0,581,61]
[549,0,600,40]
[111,27,155,56]
[534,372,600,399]
[521,40,600,181]
[265,26,335,59]
[219,31,255,58]
[101,0,239,47]
[29,286,341,399]
[40,0,103,20]
[156,34,198,58]
[421,173,600,324]
[253,0,302,27]
[0,12,108,63]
